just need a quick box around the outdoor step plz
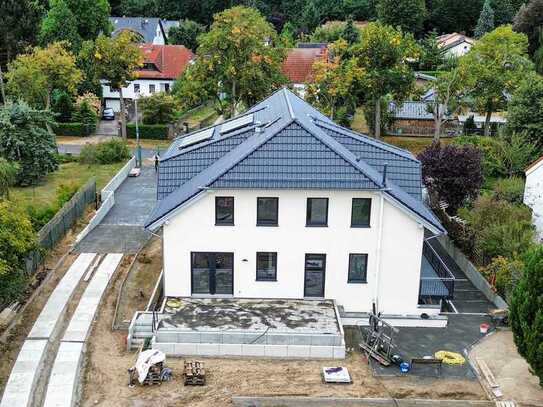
[454,280,478,290]
[453,289,490,301]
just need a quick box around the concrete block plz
[198,343,220,356]
[333,346,346,359]
[153,342,174,355]
[288,334,313,346]
[176,332,200,343]
[156,331,177,342]
[220,343,243,356]
[264,345,288,358]
[287,345,311,358]
[242,344,265,357]
[174,343,198,356]
[266,334,290,345]
[43,342,84,407]
[311,335,336,346]
[244,333,267,344]
[222,332,246,344]
[310,346,334,359]
[200,332,221,344]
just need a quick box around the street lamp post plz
[134,89,142,168]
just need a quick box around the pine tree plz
[341,17,359,45]
[474,0,495,39]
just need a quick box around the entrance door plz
[304,254,326,297]
[191,252,233,295]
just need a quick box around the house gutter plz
[373,191,386,313]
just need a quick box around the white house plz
[110,17,167,44]
[437,33,475,58]
[102,44,194,112]
[524,157,543,241]
[145,89,453,322]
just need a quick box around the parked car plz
[102,108,115,120]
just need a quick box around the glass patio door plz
[191,252,233,295]
[304,254,326,297]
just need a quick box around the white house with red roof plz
[437,33,475,58]
[102,44,194,112]
[524,156,543,241]
[282,44,328,97]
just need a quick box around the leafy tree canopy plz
[0,102,58,185]
[376,0,427,34]
[39,0,81,51]
[0,159,19,199]
[513,0,543,56]
[175,6,286,117]
[507,73,543,147]
[140,92,178,124]
[458,26,533,136]
[168,19,206,51]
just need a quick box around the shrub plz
[72,100,98,125]
[55,152,78,164]
[54,122,96,137]
[126,124,168,140]
[75,92,100,116]
[79,139,130,165]
[25,182,80,230]
[418,141,483,213]
[510,246,543,385]
[140,92,178,125]
[51,90,74,123]
[493,177,525,204]
[480,256,524,301]
[459,195,535,265]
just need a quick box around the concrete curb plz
[232,396,498,406]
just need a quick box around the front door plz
[304,254,326,297]
[191,252,233,295]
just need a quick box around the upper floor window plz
[306,198,328,227]
[134,83,140,93]
[348,253,368,283]
[149,84,156,93]
[257,197,278,226]
[256,252,277,281]
[351,198,371,227]
[215,197,234,225]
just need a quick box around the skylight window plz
[220,114,254,134]
[178,128,215,148]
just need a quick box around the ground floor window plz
[304,254,326,297]
[256,252,277,281]
[348,253,368,283]
[191,252,233,295]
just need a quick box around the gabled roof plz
[437,33,475,51]
[390,101,434,120]
[282,46,327,83]
[110,17,164,43]
[146,88,444,234]
[136,44,194,79]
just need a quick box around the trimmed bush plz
[127,124,168,140]
[493,177,525,204]
[79,139,130,165]
[54,122,96,137]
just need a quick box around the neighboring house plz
[457,113,507,130]
[389,100,454,136]
[145,88,454,322]
[110,17,175,44]
[102,44,194,112]
[524,157,543,242]
[415,72,437,88]
[282,43,328,98]
[437,33,475,58]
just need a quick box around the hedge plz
[127,123,168,140]
[54,122,97,137]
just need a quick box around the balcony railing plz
[420,240,455,299]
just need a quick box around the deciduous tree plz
[507,73,543,147]
[176,6,286,117]
[140,92,178,125]
[458,26,533,137]
[91,31,144,139]
[376,0,427,34]
[39,0,81,51]
[427,69,463,140]
[418,142,483,213]
[351,22,419,139]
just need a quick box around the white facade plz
[102,79,174,112]
[162,188,426,316]
[524,158,543,241]
[443,41,473,58]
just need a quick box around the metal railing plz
[420,241,455,299]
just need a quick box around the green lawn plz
[178,104,218,129]
[11,161,125,209]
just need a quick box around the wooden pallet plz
[142,362,164,386]
[184,361,206,386]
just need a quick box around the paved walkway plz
[75,165,156,254]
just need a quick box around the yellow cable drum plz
[434,351,466,365]
[166,298,183,309]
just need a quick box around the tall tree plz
[5,42,82,112]
[459,26,533,137]
[351,22,419,139]
[474,0,495,39]
[91,31,143,139]
[428,69,464,140]
[301,0,322,33]
[491,0,515,26]
[0,102,58,185]
[306,40,363,123]
[506,73,543,147]
[427,0,484,36]
[418,31,445,71]
[64,0,111,40]
[341,17,360,45]
[39,0,81,51]
[175,6,286,117]
[376,0,427,34]
[513,0,543,55]
[168,19,206,52]
[510,246,543,385]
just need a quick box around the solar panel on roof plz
[220,114,254,134]
[179,128,215,148]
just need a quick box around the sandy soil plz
[82,281,486,407]
[0,207,95,394]
[114,236,163,328]
[470,329,543,405]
